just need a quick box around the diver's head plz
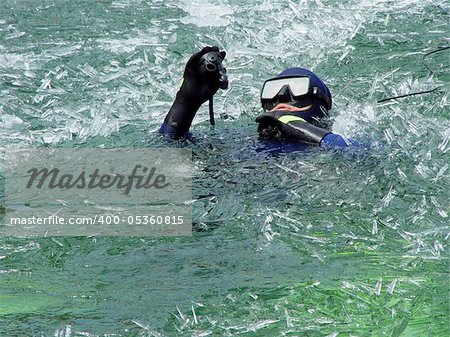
[260,67,332,124]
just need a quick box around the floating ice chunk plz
[98,36,165,54]
[382,185,396,206]
[375,278,382,295]
[224,319,279,333]
[98,66,138,83]
[438,209,448,218]
[415,162,431,178]
[372,219,378,235]
[2,114,27,130]
[111,0,133,8]
[338,45,355,62]
[5,31,25,40]
[180,0,233,27]
[387,279,397,294]
[438,129,450,152]
[433,163,448,182]
[40,78,52,89]
[0,53,35,69]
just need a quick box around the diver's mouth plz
[270,103,312,112]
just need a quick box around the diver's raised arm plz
[159,46,227,139]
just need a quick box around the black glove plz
[256,112,331,144]
[164,46,227,134]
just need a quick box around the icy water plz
[1,0,449,336]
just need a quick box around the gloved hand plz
[181,46,227,105]
[164,46,227,134]
[256,112,331,144]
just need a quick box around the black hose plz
[209,98,215,126]
[422,46,450,74]
[378,46,448,103]
[377,87,440,103]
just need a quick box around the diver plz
[159,46,360,150]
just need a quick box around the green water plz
[1,0,449,336]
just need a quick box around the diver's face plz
[269,103,313,112]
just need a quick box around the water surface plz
[1,0,449,336]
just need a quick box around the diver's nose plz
[276,85,294,103]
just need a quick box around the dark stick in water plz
[209,98,215,126]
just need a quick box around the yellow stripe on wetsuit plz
[277,115,306,124]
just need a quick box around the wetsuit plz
[159,118,359,153]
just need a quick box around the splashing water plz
[0,0,449,336]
